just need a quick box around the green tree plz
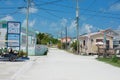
[36,32,59,45]
[70,41,77,52]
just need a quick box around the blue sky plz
[0,0,120,38]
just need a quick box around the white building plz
[0,21,37,55]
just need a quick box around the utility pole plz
[65,26,67,50]
[61,30,63,49]
[76,0,80,54]
[26,0,30,57]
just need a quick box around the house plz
[79,29,117,55]
[113,30,120,48]
[61,37,71,43]
[61,37,71,49]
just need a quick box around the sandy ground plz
[13,48,120,80]
[0,56,37,80]
[0,60,25,80]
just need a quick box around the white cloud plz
[20,7,38,14]
[85,24,93,33]
[110,3,120,11]
[22,19,27,27]
[29,19,35,27]
[60,18,67,27]
[118,25,120,29]
[68,20,76,32]
[81,24,94,34]
[80,16,86,21]
[49,22,60,32]
[0,15,14,21]
[50,22,57,27]
[22,19,36,27]
[29,7,38,13]
[40,20,48,26]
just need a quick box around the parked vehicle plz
[0,48,27,61]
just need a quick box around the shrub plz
[57,42,62,49]
[70,41,77,52]
[18,50,27,57]
[111,55,118,63]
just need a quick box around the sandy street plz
[14,48,120,80]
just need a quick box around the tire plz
[9,54,16,62]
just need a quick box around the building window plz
[83,40,85,46]
[96,39,103,42]
[119,40,120,44]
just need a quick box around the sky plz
[0,0,120,38]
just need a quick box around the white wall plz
[0,29,7,48]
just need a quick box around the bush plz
[57,42,62,49]
[111,55,118,63]
[0,49,3,55]
[70,41,77,52]
[18,50,27,57]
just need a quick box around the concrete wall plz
[0,29,7,48]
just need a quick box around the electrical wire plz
[36,0,64,6]
[80,0,96,21]
[83,0,120,21]
[37,7,71,13]
[81,13,120,20]
[40,9,63,19]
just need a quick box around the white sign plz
[7,21,21,48]
[7,34,20,47]
[8,22,20,34]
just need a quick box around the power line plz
[40,9,63,19]
[86,0,96,9]
[0,7,17,9]
[34,0,75,8]
[81,0,96,15]
[36,2,120,16]
[37,7,72,13]
[1,6,120,16]
[81,8,120,16]
[35,0,64,6]
[81,13,120,20]
[83,0,120,21]
[0,10,19,16]
[80,0,96,23]
[109,0,120,7]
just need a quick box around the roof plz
[61,37,71,39]
[79,29,115,38]
[113,30,120,35]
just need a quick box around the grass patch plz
[97,56,120,67]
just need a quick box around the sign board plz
[8,22,20,34]
[7,34,20,47]
[7,21,21,50]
